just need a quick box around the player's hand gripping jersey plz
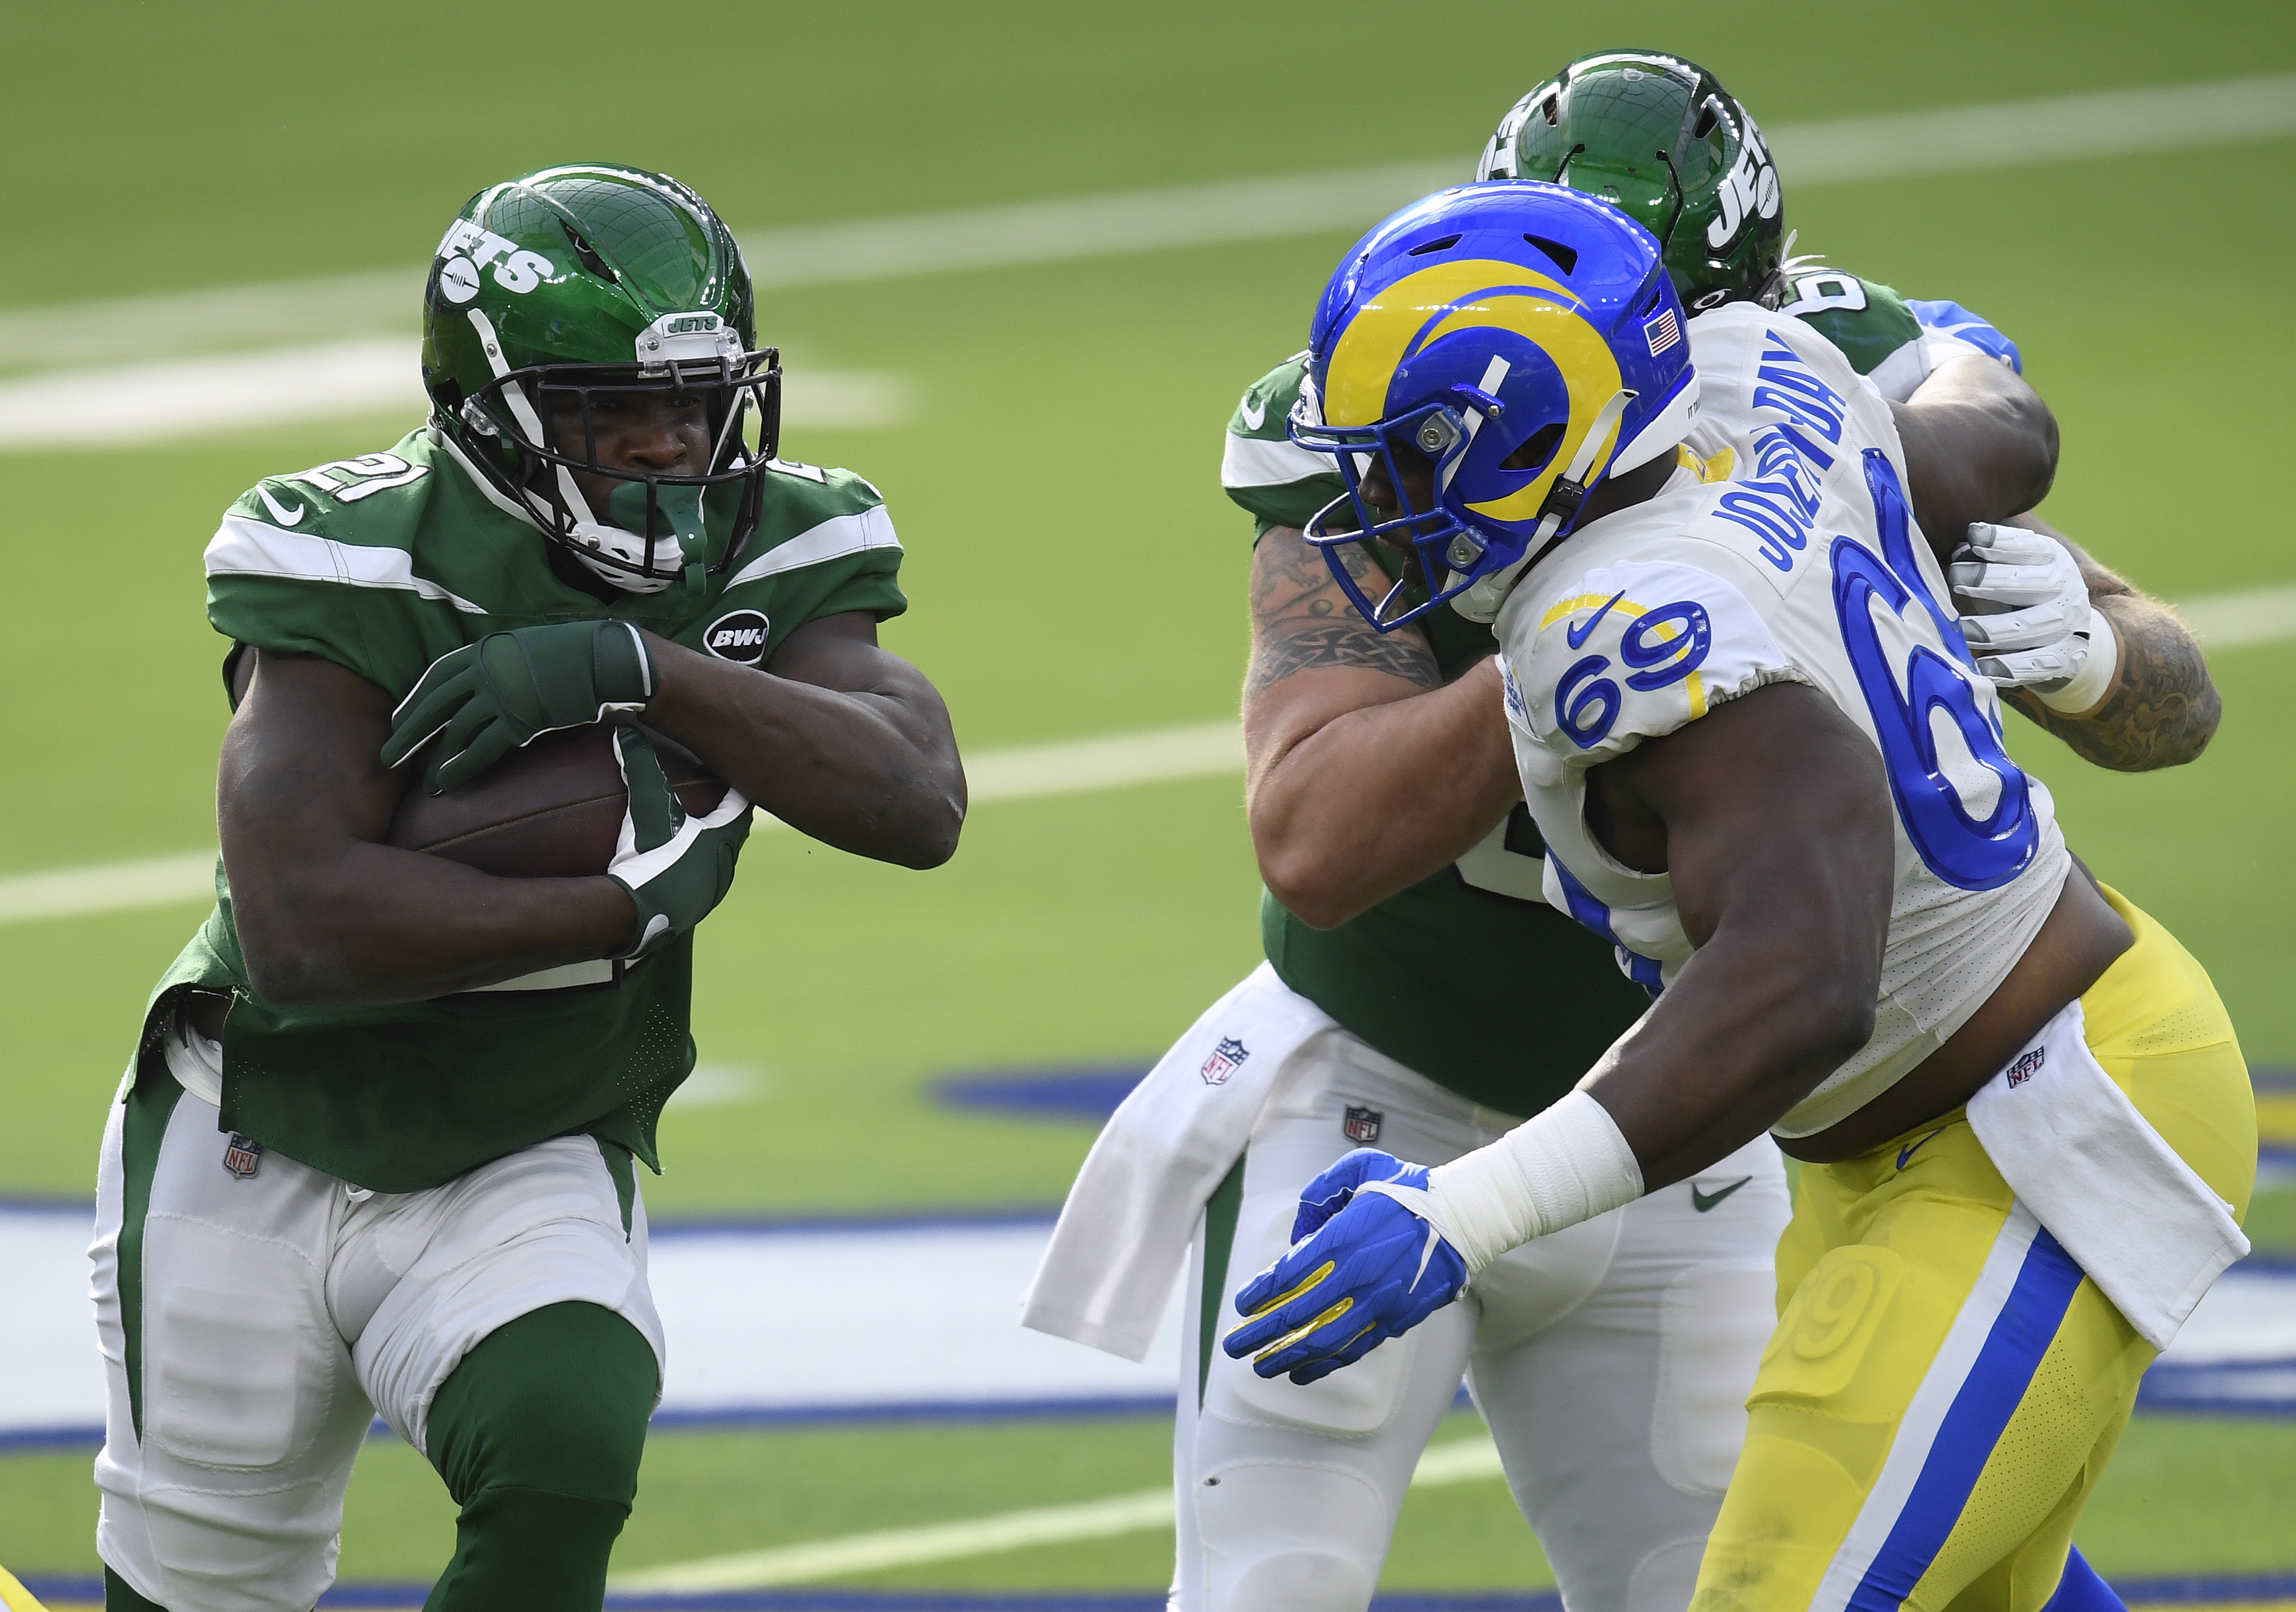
[1495,305,2069,1137]
[142,429,906,1191]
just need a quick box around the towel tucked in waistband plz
[1967,997,2248,1352]
[1020,963,1334,1361]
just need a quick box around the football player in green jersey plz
[1036,52,2213,1612]
[90,166,963,1612]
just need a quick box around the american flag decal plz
[1644,308,1682,356]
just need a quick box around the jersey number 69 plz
[1831,453,2038,891]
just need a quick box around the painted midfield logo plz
[1200,1037,1249,1086]
[1343,1105,1384,1145]
[222,1133,263,1180]
[2006,1046,2046,1088]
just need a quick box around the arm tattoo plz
[2003,591,2221,771]
[1244,528,1442,703]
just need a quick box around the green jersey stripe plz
[205,514,488,613]
[1221,431,1329,491]
[723,504,901,589]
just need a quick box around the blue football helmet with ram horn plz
[1290,182,1698,630]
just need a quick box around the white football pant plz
[1170,1004,1788,1612]
[89,1069,665,1612]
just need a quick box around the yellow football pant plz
[1691,888,2255,1612]
[0,1564,49,1612]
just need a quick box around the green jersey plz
[1220,268,1990,1118]
[138,428,906,1193]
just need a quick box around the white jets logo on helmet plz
[435,219,557,305]
[1705,113,1781,251]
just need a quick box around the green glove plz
[605,724,752,959]
[383,620,657,793]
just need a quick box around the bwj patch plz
[1343,1105,1384,1145]
[1200,1037,1249,1086]
[222,1133,263,1180]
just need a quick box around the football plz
[386,723,730,878]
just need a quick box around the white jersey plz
[1492,305,2069,1138]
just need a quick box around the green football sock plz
[421,1300,658,1611]
[104,1564,168,1611]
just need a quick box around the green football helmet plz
[1475,52,1785,313]
[422,164,779,595]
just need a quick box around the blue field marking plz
[2255,1065,2295,1175]
[2138,1360,2296,1417]
[13,1586,1575,1610]
[647,1394,1178,1431]
[0,1424,104,1453]
[13,1579,2296,1610]
[648,1206,1065,1239]
[934,1068,1147,1122]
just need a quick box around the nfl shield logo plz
[1200,1037,1249,1086]
[222,1133,262,1180]
[1343,1105,1384,1145]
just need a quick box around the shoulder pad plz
[728,462,901,590]
[757,460,886,523]
[1774,266,1922,385]
[1224,351,1341,533]
[230,439,437,533]
[1499,560,1800,767]
[1228,354,1310,440]
[211,433,461,601]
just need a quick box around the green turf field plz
[2,0,2293,1599]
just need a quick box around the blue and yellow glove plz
[1222,1149,1467,1385]
[606,724,751,960]
[382,620,658,793]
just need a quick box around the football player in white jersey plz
[1035,52,2219,1612]
[1220,183,2254,1612]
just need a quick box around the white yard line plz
[0,850,219,926]
[0,350,910,449]
[2180,582,2296,650]
[609,1433,1504,1592]
[3,76,2289,374]
[4,563,2290,931]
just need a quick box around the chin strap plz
[1451,388,1635,625]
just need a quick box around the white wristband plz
[2036,614,2119,714]
[1417,1091,1645,1273]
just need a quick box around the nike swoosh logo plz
[257,487,305,526]
[1691,1176,1752,1212]
[1896,1127,1948,1170]
[1565,589,1627,650]
[1238,396,1267,431]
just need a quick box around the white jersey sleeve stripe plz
[204,514,487,614]
[723,504,900,590]
[1221,430,1332,490]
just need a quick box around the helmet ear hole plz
[1523,234,1578,275]
[1503,421,1566,474]
[563,227,618,282]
